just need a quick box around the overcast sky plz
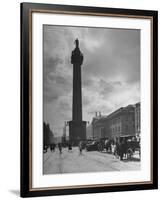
[43,25,140,136]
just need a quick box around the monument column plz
[69,39,86,145]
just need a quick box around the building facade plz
[108,105,135,139]
[135,102,141,136]
[90,104,138,140]
[92,115,110,139]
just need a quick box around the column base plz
[69,121,86,146]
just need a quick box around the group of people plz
[105,139,128,160]
[45,138,140,161]
[46,141,84,155]
[50,143,56,152]
[67,141,84,155]
[106,137,140,161]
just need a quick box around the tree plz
[43,122,54,147]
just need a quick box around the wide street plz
[43,147,140,174]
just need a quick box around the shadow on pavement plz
[9,189,19,197]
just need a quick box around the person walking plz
[111,140,115,155]
[50,144,53,152]
[68,142,72,152]
[58,143,62,154]
[119,140,125,160]
[78,141,83,155]
[114,140,120,158]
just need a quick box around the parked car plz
[85,140,100,151]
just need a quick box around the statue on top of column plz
[71,38,83,65]
[75,38,79,48]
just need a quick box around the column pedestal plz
[69,121,86,145]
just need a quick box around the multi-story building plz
[91,114,110,139]
[90,104,138,140]
[108,105,135,139]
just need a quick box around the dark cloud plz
[43,75,71,103]
[44,57,62,73]
[43,90,59,103]
[82,75,94,88]
[83,28,140,84]
[99,79,114,95]
[43,57,63,83]
[99,79,123,99]
[59,99,72,112]
[113,81,122,86]
[82,95,91,107]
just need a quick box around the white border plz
[32,12,151,188]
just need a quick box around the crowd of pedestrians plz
[44,136,140,161]
[44,141,84,155]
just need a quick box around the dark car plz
[85,141,99,151]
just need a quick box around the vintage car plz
[85,140,100,151]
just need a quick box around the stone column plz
[69,39,86,145]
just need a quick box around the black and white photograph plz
[20,2,158,197]
[43,25,141,175]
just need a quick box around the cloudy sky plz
[43,25,140,136]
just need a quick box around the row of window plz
[112,124,136,134]
[111,115,135,125]
[111,117,121,125]
[112,126,121,133]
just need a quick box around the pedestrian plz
[68,143,72,152]
[58,143,62,154]
[119,139,125,160]
[52,143,56,152]
[78,141,83,155]
[114,140,120,158]
[105,139,109,152]
[111,141,115,154]
[50,144,53,152]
